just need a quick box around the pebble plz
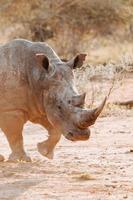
[0,154,4,162]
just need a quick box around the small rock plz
[0,155,4,162]
[123,194,128,199]
[125,149,133,154]
[74,173,95,181]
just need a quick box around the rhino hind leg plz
[0,111,31,162]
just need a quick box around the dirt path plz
[0,116,133,200]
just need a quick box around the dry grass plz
[75,53,133,116]
[0,0,133,58]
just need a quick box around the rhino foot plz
[0,154,5,162]
[8,152,31,162]
[37,142,54,159]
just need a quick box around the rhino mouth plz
[65,129,90,141]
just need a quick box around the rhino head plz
[35,53,106,141]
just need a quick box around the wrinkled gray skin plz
[0,39,106,162]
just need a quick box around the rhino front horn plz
[78,97,107,128]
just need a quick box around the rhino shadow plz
[0,162,45,199]
[0,179,45,199]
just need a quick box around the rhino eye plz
[58,105,62,110]
[68,100,71,104]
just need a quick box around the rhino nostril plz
[68,132,74,137]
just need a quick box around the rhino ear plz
[67,53,87,69]
[35,53,49,71]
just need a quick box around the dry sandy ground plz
[0,115,133,200]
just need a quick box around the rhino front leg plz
[0,111,31,162]
[37,128,61,159]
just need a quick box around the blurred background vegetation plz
[0,0,133,111]
[0,0,133,62]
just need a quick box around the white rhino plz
[0,39,106,162]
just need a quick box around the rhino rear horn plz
[36,53,49,71]
[72,93,86,107]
